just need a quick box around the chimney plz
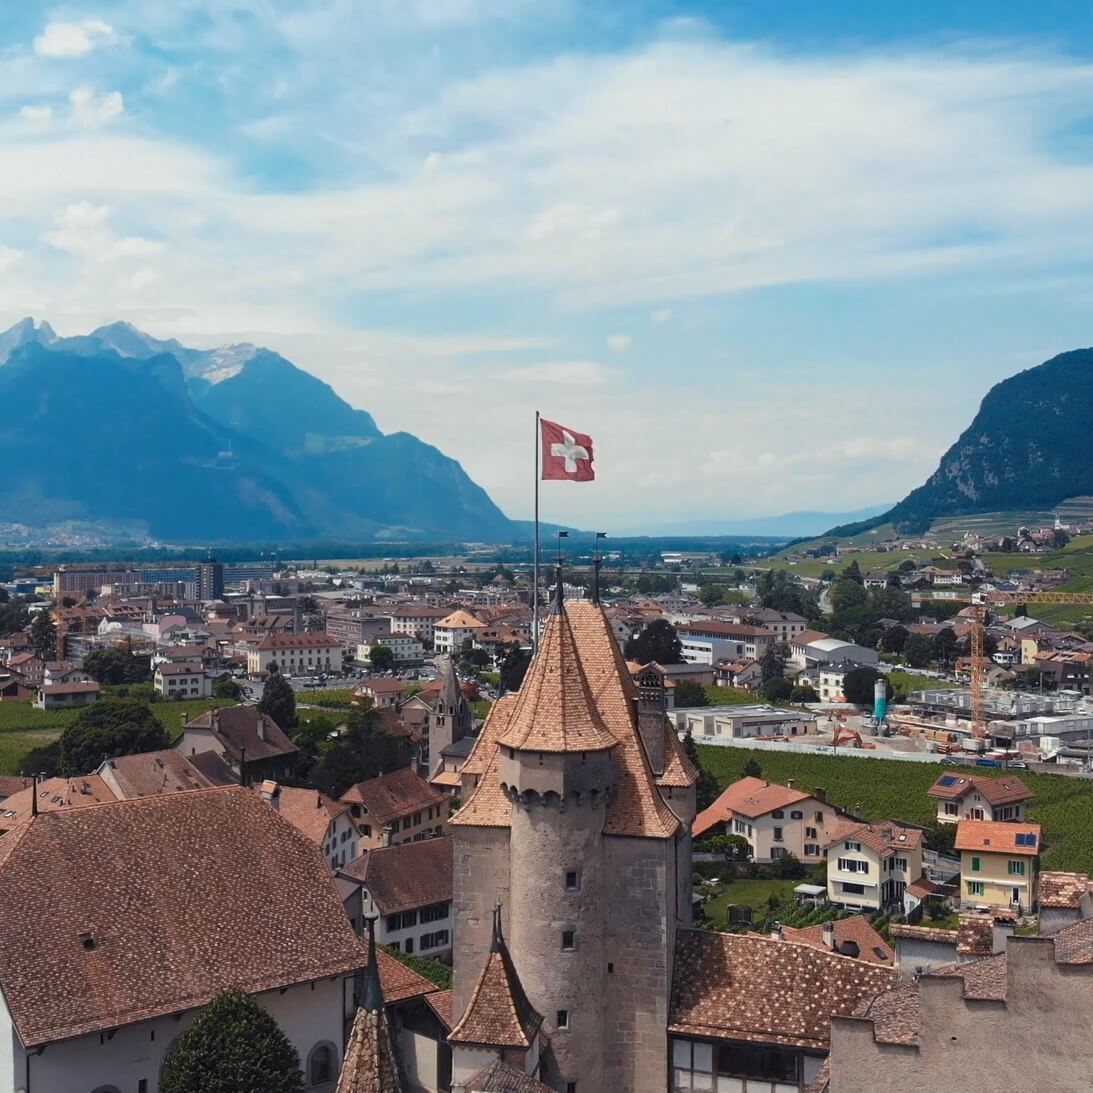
[31,773,39,817]
[259,781,280,809]
[382,823,396,847]
[786,778,795,789]
[770,922,782,941]
[316,792,323,809]
[814,787,827,803]
[257,713,266,742]
[634,671,667,777]
[822,919,835,950]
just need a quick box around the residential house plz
[713,657,763,691]
[826,820,924,913]
[95,749,225,799]
[926,772,1033,825]
[153,660,212,699]
[34,680,100,710]
[955,819,1040,913]
[1037,870,1093,935]
[246,632,342,676]
[356,676,408,709]
[0,775,116,833]
[6,652,44,686]
[693,777,844,865]
[668,929,895,1093]
[357,633,425,667]
[339,836,454,959]
[750,608,809,641]
[0,786,434,1093]
[778,916,894,966]
[432,609,486,655]
[259,781,360,870]
[341,766,449,850]
[386,604,452,648]
[42,660,91,685]
[175,704,298,782]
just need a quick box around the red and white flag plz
[540,418,595,481]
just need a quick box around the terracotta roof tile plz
[436,610,485,630]
[342,837,452,915]
[955,914,995,956]
[464,1060,553,1092]
[336,1004,403,1093]
[99,750,218,798]
[425,989,453,1030]
[780,916,894,965]
[1052,918,1093,964]
[1037,871,1089,910]
[181,704,297,763]
[927,771,1033,806]
[0,775,115,830]
[933,953,1008,999]
[0,787,431,1047]
[850,983,921,1045]
[657,723,697,788]
[341,768,446,826]
[954,819,1040,856]
[828,819,923,858]
[266,784,347,846]
[254,632,342,650]
[669,928,896,1049]
[693,777,811,837]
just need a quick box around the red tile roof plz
[693,777,812,837]
[828,819,923,858]
[342,836,452,915]
[99,750,218,798]
[341,767,446,825]
[254,632,342,650]
[954,819,1040,856]
[780,916,894,965]
[927,771,1032,806]
[181,704,296,763]
[670,928,896,1049]
[267,784,347,846]
[0,787,432,1047]
[1038,870,1091,910]
[464,1061,553,1092]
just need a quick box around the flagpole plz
[533,410,540,654]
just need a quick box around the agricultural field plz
[299,688,356,709]
[697,745,1093,874]
[769,548,943,580]
[703,686,768,706]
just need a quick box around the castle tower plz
[423,656,472,775]
[449,569,698,1093]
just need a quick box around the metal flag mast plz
[533,410,540,653]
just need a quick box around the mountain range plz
[0,319,515,543]
[828,347,1093,537]
[634,505,892,539]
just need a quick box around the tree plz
[682,730,719,811]
[790,684,818,702]
[841,666,886,706]
[311,701,413,798]
[258,671,297,731]
[699,584,727,607]
[1014,603,1029,618]
[58,698,170,775]
[830,578,868,615]
[760,676,792,702]
[624,619,683,665]
[841,560,864,583]
[499,643,531,693]
[1054,527,1071,548]
[159,989,304,1093]
[933,627,957,668]
[880,625,910,654]
[369,644,395,672]
[742,757,762,778]
[213,677,243,700]
[0,600,30,636]
[674,679,708,708]
[904,633,934,669]
[759,643,787,683]
[83,646,152,685]
[29,611,57,660]
[20,739,61,777]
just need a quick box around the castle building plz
[447,571,698,1092]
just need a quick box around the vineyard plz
[697,745,1093,874]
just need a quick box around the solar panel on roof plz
[938,775,959,787]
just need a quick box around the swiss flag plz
[541,418,595,481]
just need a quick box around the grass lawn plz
[704,686,764,706]
[886,670,959,695]
[0,700,79,733]
[697,744,1093,873]
[702,878,801,928]
[0,731,61,774]
[299,687,356,709]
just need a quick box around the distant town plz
[1,518,1092,1092]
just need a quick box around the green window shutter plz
[971,856,981,872]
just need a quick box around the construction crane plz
[965,590,1093,738]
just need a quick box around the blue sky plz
[4,2,1093,531]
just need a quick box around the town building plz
[826,820,924,914]
[95,749,229,799]
[399,657,472,776]
[326,610,392,651]
[387,604,452,648]
[259,781,360,870]
[33,680,100,710]
[448,585,698,1093]
[358,634,426,667]
[175,704,298,782]
[796,637,879,669]
[153,659,211,698]
[341,766,449,850]
[433,609,487,655]
[246,632,342,676]
[749,608,809,640]
[672,704,817,740]
[778,916,894,966]
[676,621,773,666]
[693,777,844,864]
[955,819,1040,913]
[356,676,407,709]
[926,771,1033,825]
[0,786,434,1093]
[197,557,225,600]
[339,836,454,959]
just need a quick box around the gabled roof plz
[99,750,218,798]
[669,928,896,1050]
[0,787,432,1048]
[1038,870,1091,910]
[955,819,1041,856]
[181,704,297,763]
[692,776,813,836]
[341,766,446,825]
[0,776,115,830]
[449,911,543,1049]
[342,836,453,915]
[828,819,923,858]
[780,916,894,966]
[927,771,1033,806]
[267,784,347,846]
[465,1060,553,1093]
[254,632,342,650]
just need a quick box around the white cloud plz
[69,86,124,126]
[34,19,117,59]
[606,333,631,352]
[499,361,613,385]
[650,307,671,324]
[41,202,163,262]
[19,104,53,126]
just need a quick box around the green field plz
[701,877,801,927]
[774,548,944,580]
[698,745,1093,873]
[886,670,959,695]
[705,686,768,706]
[299,688,356,709]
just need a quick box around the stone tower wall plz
[505,753,613,1093]
[452,825,511,1017]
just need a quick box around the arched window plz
[308,1041,339,1086]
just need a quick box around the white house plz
[826,819,925,914]
[153,660,212,699]
[432,609,486,655]
[0,786,434,1093]
[34,680,100,710]
[357,633,425,666]
[675,622,773,666]
[246,632,342,676]
[258,780,361,870]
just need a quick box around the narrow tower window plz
[561,929,575,951]
[556,1009,569,1029]
[565,870,580,892]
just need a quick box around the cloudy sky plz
[5,2,1093,531]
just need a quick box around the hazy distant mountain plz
[828,347,1093,537]
[0,318,516,543]
[636,505,892,538]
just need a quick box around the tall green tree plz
[368,644,395,672]
[624,619,683,665]
[59,698,169,775]
[311,701,412,797]
[880,625,910,654]
[159,990,304,1093]
[759,643,787,683]
[903,633,935,669]
[83,646,151,685]
[933,627,958,668]
[258,668,297,730]
[841,667,888,706]
[499,642,532,693]
[673,679,708,708]
[29,611,57,660]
